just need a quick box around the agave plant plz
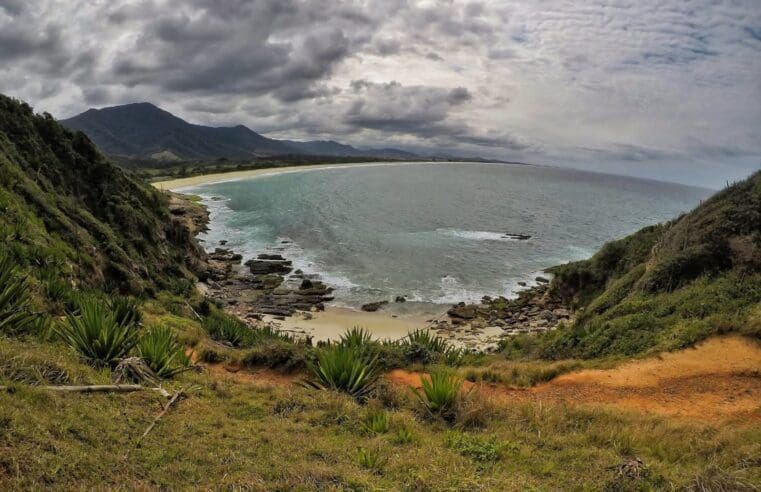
[250,324,294,344]
[304,345,379,400]
[55,297,138,366]
[401,329,452,364]
[108,296,142,328]
[203,313,250,347]
[403,329,449,352]
[339,326,377,357]
[0,251,37,335]
[414,369,463,421]
[137,325,190,379]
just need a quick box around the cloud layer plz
[1,0,759,187]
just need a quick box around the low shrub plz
[414,369,463,422]
[137,325,190,379]
[394,427,413,444]
[55,297,138,366]
[108,296,143,328]
[357,447,384,472]
[203,312,250,347]
[364,409,390,434]
[0,251,37,335]
[304,345,379,400]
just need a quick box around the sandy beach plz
[152,161,439,191]
[276,305,443,343]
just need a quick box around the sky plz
[0,0,759,188]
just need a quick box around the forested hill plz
[0,94,202,295]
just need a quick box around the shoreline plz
[153,160,447,191]
[166,164,571,351]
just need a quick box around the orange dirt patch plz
[186,347,299,387]
[388,336,761,422]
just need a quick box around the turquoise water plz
[185,162,711,307]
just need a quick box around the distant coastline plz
[151,160,527,191]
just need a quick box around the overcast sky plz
[1,0,759,187]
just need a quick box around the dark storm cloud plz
[0,0,759,187]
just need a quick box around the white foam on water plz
[436,228,529,242]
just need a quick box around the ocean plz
[182,162,711,309]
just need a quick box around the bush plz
[0,251,37,335]
[203,312,250,347]
[137,325,190,379]
[364,409,389,434]
[414,370,463,421]
[304,345,379,400]
[357,448,384,472]
[394,427,413,444]
[401,329,463,365]
[55,297,138,366]
[108,296,143,328]
[340,326,374,352]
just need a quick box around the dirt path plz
[191,336,760,422]
[388,336,761,422]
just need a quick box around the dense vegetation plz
[0,95,202,296]
[504,171,761,359]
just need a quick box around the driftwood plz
[0,384,172,398]
[135,386,187,447]
[112,357,160,385]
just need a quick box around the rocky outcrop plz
[245,256,293,275]
[437,283,573,339]
[361,300,388,312]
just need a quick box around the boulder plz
[394,295,407,303]
[447,304,477,320]
[535,276,550,284]
[361,301,389,312]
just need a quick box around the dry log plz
[0,384,172,398]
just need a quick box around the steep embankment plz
[524,171,761,359]
[0,95,203,295]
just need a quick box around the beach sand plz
[275,305,445,343]
[152,161,437,191]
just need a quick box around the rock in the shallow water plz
[245,257,293,275]
[517,281,527,287]
[535,276,550,284]
[447,304,477,320]
[258,253,285,260]
[394,295,407,303]
[361,301,389,312]
[299,278,314,290]
[503,233,532,240]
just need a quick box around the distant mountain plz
[282,140,417,159]
[61,102,296,160]
[61,103,421,161]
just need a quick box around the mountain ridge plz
[61,102,423,161]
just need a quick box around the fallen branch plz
[0,384,172,398]
[135,387,187,447]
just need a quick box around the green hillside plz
[514,171,761,359]
[0,95,202,296]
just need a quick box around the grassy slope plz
[506,171,761,359]
[2,335,759,490]
[0,95,201,296]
